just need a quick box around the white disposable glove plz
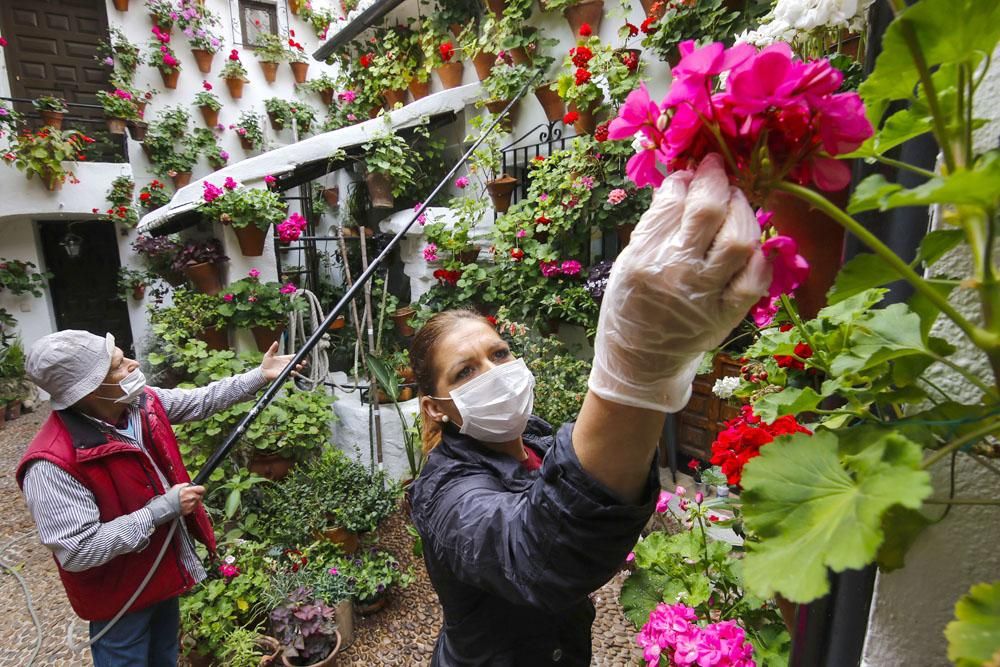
[589,154,772,413]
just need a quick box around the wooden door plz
[38,221,135,356]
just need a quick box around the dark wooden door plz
[38,221,135,356]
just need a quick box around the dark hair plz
[411,308,490,454]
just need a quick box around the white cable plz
[287,289,331,391]
[1,529,43,665]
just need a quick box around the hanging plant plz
[138,179,171,210]
[0,259,52,297]
[95,27,144,86]
[287,29,310,83]
[96,88,139,134]
[144,0,177,33]
[638,0,754,64]
[300,4,337,40]
[193,81,223,127]
[254,31,291,83]
[220,49,249,99]
[147,26,182,88]
[231,110,265,150]
[298,72,338,105]
[32,96,68,130]
[1,128,92,190]
[199,180,287,256]
[264,97,318,134]
[176,0,223,72]
[361,118,419,207]
[192,127,229,169]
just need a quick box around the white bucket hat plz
[25,330,115,410]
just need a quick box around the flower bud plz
[695,492,704,505]
[656,112,668,132]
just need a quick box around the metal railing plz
[0,96,128,163]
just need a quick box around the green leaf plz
[817,288,888,325]
[741,430,932,603]
[946,581,1000,667]
[918,229,965,267]
[754,387,825,423]
[827,254,900,305]
[876,506,931,571]
[829,304,927,376]
[225,489,241,519]
[619,568,665,629]
[884,151,1000,210]
[907,282,956,340]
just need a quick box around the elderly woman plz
[409,155,771,666]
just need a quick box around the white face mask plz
[433,358,536,443]
[98,368,147,405]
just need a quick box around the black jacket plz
[410,417,658,666]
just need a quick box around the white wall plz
[861,46,1000,667]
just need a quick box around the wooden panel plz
[676,354,744,462]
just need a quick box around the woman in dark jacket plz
[409,155,770,666]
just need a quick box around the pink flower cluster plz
[202,181,224,203]
[152,26,170,44]
[223,176,238,190]
[540,259,583,278]
[610,41,872,195]
[218,563,240,579]
[112,89,132,100]
[277,211,307,243]
[338,90,357,103]
[279,282,297,295]
[423,242,438,262]
[637,604,755,667]
[608,188,628,205]
[248,268,261,279]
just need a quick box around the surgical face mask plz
[98,368,147,405]
[433,358,535,443]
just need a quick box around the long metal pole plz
[193,76,538,485]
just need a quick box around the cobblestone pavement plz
[0,405,641,666]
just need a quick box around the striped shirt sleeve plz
[22,461,156,572]
[151,368,268,424]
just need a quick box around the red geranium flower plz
[439,41,455,62]
[594,121,610,142]
[578,22,592,37]
[574,68,592,86]
[710,406,812,487]
[359,53,373,68]
[563,110,580,124]
[535,215,552,225]
[624,22,639,37]
[640,16,657,33]
[510,248,524,261]
[571,45,593,67]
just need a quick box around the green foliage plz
[32,96,67,113]
[264,97,318,133]
[0,259,51,297]
[254,32,291,63]
[0,339,29,404]
[96,27,144,84]
[331,548,414,602]
[216,626,269,667]
[144,106,201,177]
[96,89,139,120]
[740,430,932,602]
[0,128,92,187]
[639,0,755,62]
[508,332,590,426]
[193,89,222,111]
[361,118,420,197]
[232,111,265,150]
[217,275,305,328]
[945,580,1000,667]
[200,186,286,231]
[150,288,228,336]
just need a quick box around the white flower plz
[712,376,740,399]
[224,555,236,565]
[737,0,874,47]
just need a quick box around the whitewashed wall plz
[861,47,1000,667]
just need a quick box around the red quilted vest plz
[16,389,216,622]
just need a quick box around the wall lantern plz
[60,232,83,258]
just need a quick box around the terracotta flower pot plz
[569,102,599,135]
[365,172,394,209]
[135,101,147,118]
[268,110,285,131]
[257,636,281,665]
[199,105,219,128]
[126,120,148,141]
[39,110,64,130]
[233,224,267,256]
[534,84,565,123]
[408,78,430,101]
[251,324,286,352]
[486,175,518,213]
[161,68,180,89]
[106,117,127,135]
[472,52,495,81]
[484,0,505,16]
[259,61,279,83]
[288,0,302,14]
[248,452,294,480]
[290,61,309,84]
[183,261,223,295]
[131,284,146,300]
[225,76,245,99]
[564,0,604,36]
[382,88,407,109]
[112,0,129,10]
[456,247,480,265]
[392,306,416,337]
[319,88,335,106]
[40,168,63,191]
[323,186,340,208]
[485,98,519,133]
[191,48,214,73]
[334,600,354,648]
[239,134,254,150]
[315,525,360,553]
[280,630,342,667]
[355,594,388,616]
[329,315,346,330]
[435,62,464,89]
[195,325,229,351]
[171,171,192,188]
[510,46,531,66]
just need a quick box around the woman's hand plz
[260,342,307,381]
[574,155,770,503]
[588,154,770,413]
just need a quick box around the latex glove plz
[589,154,772,413]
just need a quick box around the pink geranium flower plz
[750,235,810,326]
[202,181,223,203]
[422,243,438,262]
[455,176,469,189]
[560,260,582,276]
[248,268,260,278]
[279,283,297,295]
[264,174,276,185]
[608,188,627,205]
[223,176,238,190]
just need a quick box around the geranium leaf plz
[741,430,931,603]
[829,304,927,376]
[946,581,1000,667]
[753,387,824,423]
[884,151,1000,210]
[918,229,965,267]
[827,253,900,305]
[876,506,932,571]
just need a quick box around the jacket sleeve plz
[418,422,658,612]
[151,368,267,424]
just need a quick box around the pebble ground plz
[0,405,643,665]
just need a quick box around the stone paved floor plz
[0,405,642,666]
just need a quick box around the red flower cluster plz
[228,49,240,61]
[563,110,580,125]
[535,215,552,225]
[574,67,592,86]
[620,51,639,72]
[624,22,639,37]
[772,323,814,370]
[640,16,657,33]
[510,247,525,261]
[578,22,592,37]
[571,45,593,68]
[433,268,461,286]
[439,41,455,62]
[139,192,151,202]
[710,405,812,486]
[359,53,373,68]
[594,121,610,142]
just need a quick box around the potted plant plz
[255,32,290,83]
[458,19,499,82]
[300,4,337,39]
[148,26,182,88]
[361,118,418,209]
[556,34,611,134]
[116,267,150,301]
[32,96,68,130]
[264,98,318,134]
[96,28,144,85]
[200,181,286,256]
[0,340,29,421]
[218,271,306,350]
[481,59,534,132]
[176,0,223,73]
[132,234,183,285]
[542,0,605,36]
[300,72,338,106]
[95,88,138,135]
[231,110,265,151]
[322,185,340,208]
[468,114,518,212]
[639,0,747,65]
[421,26,464,90]
[220,49,249,99]
[0,259,51,297]
[192,127,229,170]
[95,175,140,230]
[1,128,93,190]
[217,628,282,667]
[369,24,419,108]
[342,549,414,616]
[192,81,223,128]
[270,587,342,666]
[171,237,228,295]
[144,0,176,34]
[138,179,171,211]
[288,30,310,83]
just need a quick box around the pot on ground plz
[290,61,309,84]
[106,117,127,135]
[251,324,285,352]
[131,283,146,300]
[248,452,294,481]
[183,261,223,295]
[279,629,341,667]
[259,61,279,83]
[392,305,416,337]
[234,224,267,256]
[197,325,229,351]
[171,171,192,189]
[355,592,388,616]
[314,525,360,554]
[199,105,220,127]
[435,62,464,89]
[225,77,245,99]
[161,69,180,89]
[382,88,407,109]
[257,635,281,666]
[6,401,22,421]
[534,83,565,123]
[39,110,64,130]
[126,120,148,141]
[365,172,394,209]
[191,48,214,73]
[486,175,518,213]
[564,0,604,36]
